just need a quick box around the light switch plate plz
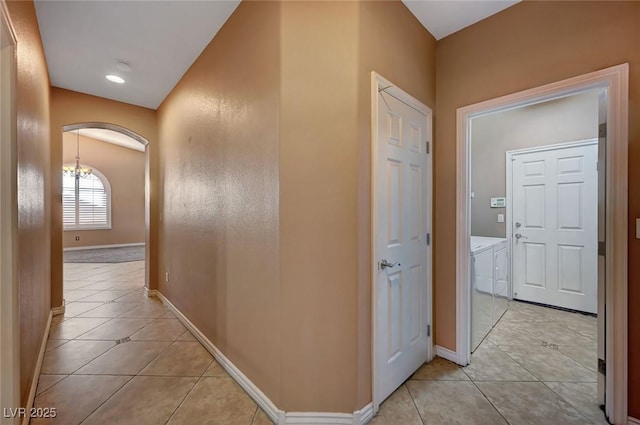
[497,214,505,223]
[636,218,640,239]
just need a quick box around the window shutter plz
[77,174,108,227]
[62,173,77,228]
[62,168,109,230]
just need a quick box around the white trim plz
[63,242,145,251]
[155,291,374,425]
[155,291,284,424]
[435,345,458,363]
[371,72,433,413]
[143,287,157,298]
[505,138,598,302]
[353,403,374,425]
[628,417,640,425]
[51,303,65,316]
[0,2,18,421]
[21,311,52,425]
[455,64,628,421]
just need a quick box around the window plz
[62,165,111,230]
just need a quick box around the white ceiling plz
[34,0,240,109]
[402,0,520,40]
[35,1,518,110]
[73,128,145,152]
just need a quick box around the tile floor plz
[38,262,605,425]
[372,301,606,425]
[35,261,270,425]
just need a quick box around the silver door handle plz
[379,259,401,270]
[515,233,527,240]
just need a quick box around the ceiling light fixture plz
[116,61,132,72]
[63,130,93,179]
[106,74,125,84]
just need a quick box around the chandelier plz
[63,130,93,179]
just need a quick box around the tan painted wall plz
[5,0,51,405]
[471,90,599,238]
[50,88,157,305]
[157,0,282,406]
[62,133,145,248]
[433,0,640,414]
[157,0,435,413]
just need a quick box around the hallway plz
[35,262,606,425]
[34,262,270,425]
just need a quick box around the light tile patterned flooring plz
[373,301,607,425]
[35,261,271,425]
[39,262,605,425]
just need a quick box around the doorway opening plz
[59,123,150,318]
[456,64,628,423]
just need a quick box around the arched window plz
[62,165,111,230]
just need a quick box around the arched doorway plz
[58,122,151,313]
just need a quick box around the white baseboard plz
[435,345,458,363]
[155,291,283,423]
[629,417,640,425]
[143,287,157,298]
[64,242,144,252]
[51,302,65,316]
[22,310,52,425]
[155,291,374,425]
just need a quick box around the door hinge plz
[598,358,606,375]
[426,233,431,246]
[598,241,606,256]
[426,141,430,154]
[599,123,607,138]
[427,324,431,337]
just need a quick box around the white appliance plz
[470,236,509,352]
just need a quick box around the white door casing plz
[509,141,598,313]
[456,65,627,422]
[0,1,19,423]
[372,73,432,409]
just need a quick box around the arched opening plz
[59,122,151,312]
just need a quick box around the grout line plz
[162,376,202,425]
[469,380,512,424]
[249,406,259,425]
[540,381,601,425]
[404,384,427,425]
[77,375,136,425]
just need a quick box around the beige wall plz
[50,88,157,306]
[62,133,145,248]
[158,0,435,413]
[5,0,51,405]
[434,0,640,414]
[471,90,599,237]
[157,0,282,406]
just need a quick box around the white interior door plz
[374,77,431,405]
[511,142,598,313]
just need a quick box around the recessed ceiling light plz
[106,74,125,84]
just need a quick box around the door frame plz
[0,0,19,420]
[505,138,598,304]
[60,123,150,298]
[455,64,628,423]
[371,72,433,412]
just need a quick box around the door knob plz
[379,259,400,270]
[515,233,527,240]
[515,222,522,228]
